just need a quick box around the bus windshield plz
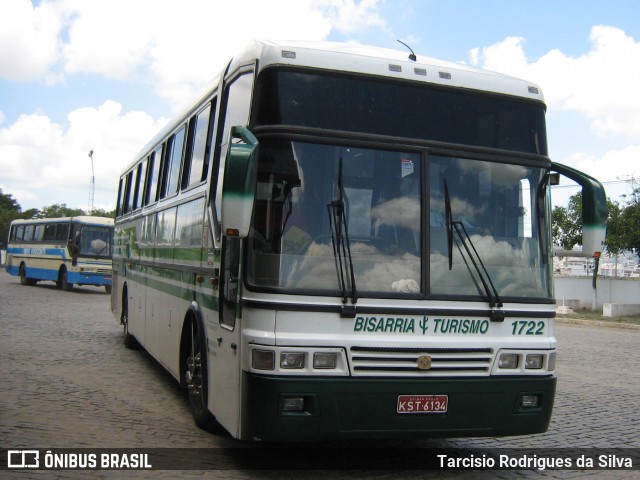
[247,139,552,301]
[77,225,113,258]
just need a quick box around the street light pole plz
[88,150,95,213]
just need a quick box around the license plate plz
[397,395,448,414]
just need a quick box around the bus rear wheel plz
[121,293,137,349]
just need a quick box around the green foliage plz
[552,192,583,250]
[35,203,86,219]
[552,177,640,259]
[87,207,116,219]
[0,189,22,245]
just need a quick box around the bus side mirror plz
[551,162,607,257]
[221,126,259,239]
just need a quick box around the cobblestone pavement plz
[1,270,638,479]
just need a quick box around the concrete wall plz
[554,276,640,311]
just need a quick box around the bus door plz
[213,235,243,437]
[210,68,256,437]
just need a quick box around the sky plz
[1,0,639,213]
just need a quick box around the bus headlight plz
[252,349,275,370]
[525,354,543,369]
[493,350,556,375]
[313,352,338,369]
[249,346,347,375]
[498,353,519,369]
[280,352,306,369]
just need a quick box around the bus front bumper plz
[241,372,556,442]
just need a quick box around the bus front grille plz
[349,346,494,376]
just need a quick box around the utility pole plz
[88,150,95,213]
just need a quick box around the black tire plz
[57,267,73,291]
[121,293,137,349]
[183,317,217,430]
[19,264,36,286]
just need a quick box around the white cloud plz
[0,103,166,210]
[60,0,154,80]
[469,26,640,140]
[318,0,388,35]
[0,0,389,210]
[0,0,61,81]
[569,145,640,181]
[4,0,385,108]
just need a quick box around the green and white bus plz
[112,40,607,441]
[6,216,114,293]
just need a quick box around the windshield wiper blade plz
[444,180,504,313]
[327,158,357,316]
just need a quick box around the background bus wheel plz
[19,264,36,286]
[105,285,112,294]
[183,318,216,431]
[57,267,73,291]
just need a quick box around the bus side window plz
[33,224,45,242]
[148,146,163,204]
[132,162,143,211]
[44,224,56,241]
[183,102,213,189]
[163,126,187,198]
[121,171,133,215]
[127,168,138,214]
[116,177,125,217]
[134,159,148,210]
[24,225,34,242]
[201,99,217,185]
[57,223,70,242]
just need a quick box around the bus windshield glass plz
[78,225,113,258]
[247,139,553,300]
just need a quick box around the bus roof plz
[10,216,114,227]
[236,40,544,102]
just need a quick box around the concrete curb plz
[556,316,640,330]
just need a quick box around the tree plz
[37,204,86,219]
[0,189,22,246]
[553,176,640,259]
[615,176,640,259]
[552,192,583,250]
[88,207,116,219]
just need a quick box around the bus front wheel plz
[57,267,73,291]
[19,264,36,286]
[183,317,217,431]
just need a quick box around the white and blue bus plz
[112,40,607,441]
[6,216,114,293]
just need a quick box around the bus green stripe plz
[122,263,218,310]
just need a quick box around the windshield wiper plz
[327,158,358,317]
[444,180,504,317]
